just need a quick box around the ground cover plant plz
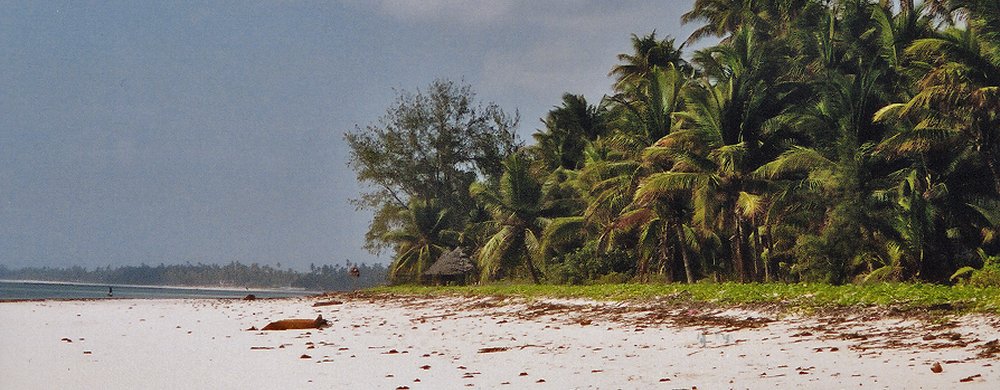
[369,282,1000,314]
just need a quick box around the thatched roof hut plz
[423,247,474,284]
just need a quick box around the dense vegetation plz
[348,0,1000,286]
[0,262,387,291]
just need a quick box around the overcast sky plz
[0,0,702,271]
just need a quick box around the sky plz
[0,0,701,271]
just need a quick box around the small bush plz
[952,250,1000,288]
[595,272,628,284]
[546,244,632,285]
[967,266,1000,288]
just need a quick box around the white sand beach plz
[1,294,997,389]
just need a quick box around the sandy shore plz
[1,294,997,389]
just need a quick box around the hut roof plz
[424,247,474,276]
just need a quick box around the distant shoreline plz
[0,279,321,295]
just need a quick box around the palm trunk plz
[764,224,774,282]
[753,226,764,281]
[732,213,751,283]
[984,146,1000,195]
[660,228,674,283]
[675,223,695,283]
[527,258,541,284]
[732,229,745,283]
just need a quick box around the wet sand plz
[1,294,997,389]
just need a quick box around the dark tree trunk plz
[675,222,695,283]
[527,258,541,284]
[732,213,752,283]
[660,227,674,283]
[984,147,1000,196]
[732,230,745,283]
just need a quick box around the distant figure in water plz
[107,286,113,297]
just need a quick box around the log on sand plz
[260,315,330,331]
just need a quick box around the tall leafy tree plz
[345,80,519,254]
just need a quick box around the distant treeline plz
[0,262,387,291]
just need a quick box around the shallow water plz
[0,280,314,300]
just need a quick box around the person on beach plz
[107,286,113,297]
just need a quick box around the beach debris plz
[300,354,311,359]
[395,386,409,390]
[478,346,509,354]
[519,372,528,376]
[60,338,72,343]
[250,346,274,350]
[243,294,256,301]
[246,326,258,331]
[977,339,1000,359]
[536,379,546,383]
[959,374,982,383]
[83,350,92,355]
[312,300,343,307]
[930,362,943,373]
[261,315,329,331]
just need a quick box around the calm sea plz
[0,280,317,300]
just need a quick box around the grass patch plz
[364,282,1000,314]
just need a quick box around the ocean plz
[0,280,317,300]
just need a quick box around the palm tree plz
[383,199,460,283]
[682,0,814,44]
[609,32,689,94]
[636,26,807,282]
[532,94,608,170]
[893,26,1000,193]
[471,153,552,283]
[682,0,760,43]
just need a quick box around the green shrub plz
[545,244,632,285]
[951,249,1000,288]
[595,272,628,284]
[968,267,1000,288]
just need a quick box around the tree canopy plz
[350,0,1000,287]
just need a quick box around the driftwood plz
[260,315,329,331]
